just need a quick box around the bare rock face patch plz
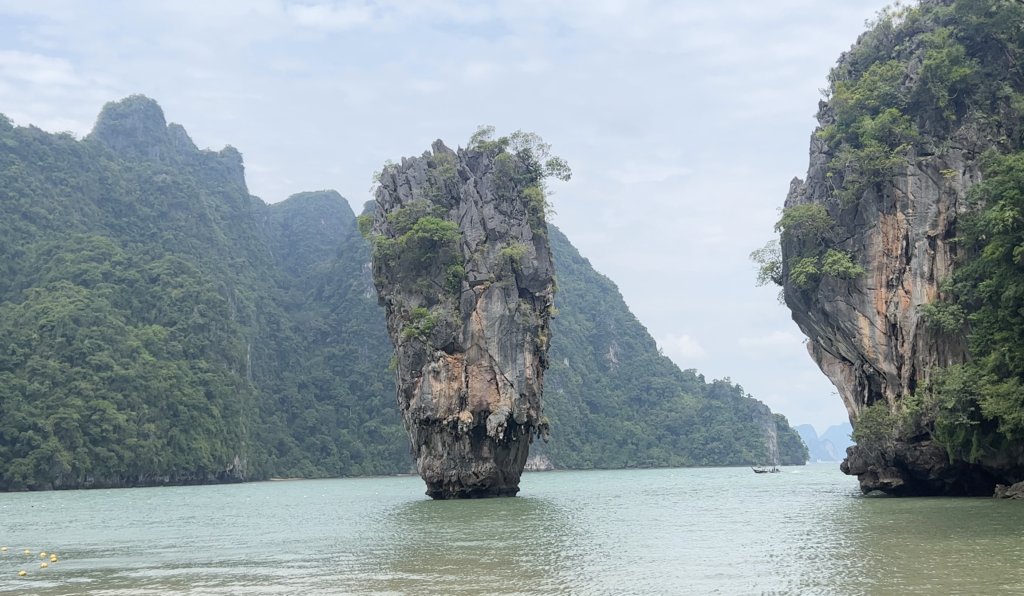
[367,135,562,499]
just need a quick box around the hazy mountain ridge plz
[795,423,853,463]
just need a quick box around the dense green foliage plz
[0,97,807,489]
[817,0,1024,202]
[754,204,863,291]
[370,199,465,305]
[0,97,407,488]
[542,227,808,468]
[922,151,1024,461]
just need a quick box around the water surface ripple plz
[1,466,1022,595]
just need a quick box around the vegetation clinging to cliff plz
[819,0,1024,205]
[920,151,1024,458]
[752,204,864,292]
[759,0,1024,299]
[469,126,571,233]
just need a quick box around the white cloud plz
[463,61,499,82]
[607,161,689,184]
[286,2,375,30]
[268,58,311,73]
[408,78,445,94]
[660,334,706,360]
[737,331,803,351]
[0,51,82,87]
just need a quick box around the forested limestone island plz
[756,0,1024,496]
[367,132,560,499]
[0,95,806,492]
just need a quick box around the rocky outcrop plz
[370,140,555,499]
[839,440,1002,496]
[752,402,781,466]
[524,454,554,472]
[780,2,1024,495]
[784,132,977,424]
[784,126,984,494]
[994,481,1024,499]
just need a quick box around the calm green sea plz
[1,465,1022,595]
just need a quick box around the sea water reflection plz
[1,465,1023,595]
[361,497,582,595]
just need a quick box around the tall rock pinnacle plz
[368,134,561,498]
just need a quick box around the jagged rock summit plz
[369,138,556,499]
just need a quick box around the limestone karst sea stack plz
[367,131,565,499]
[764,0,1024,496]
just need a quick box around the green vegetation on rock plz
[923,150,1024,461]
[753,204,863,292]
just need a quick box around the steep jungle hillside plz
[759,0,1024,495]
[0,96,406,488]
[0,95,805,490]
[543,226,807,467]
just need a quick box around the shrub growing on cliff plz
[371,201,463,278]
[851,402,897,458]
[819,59,917,204]
[468,126,570,233]
[911,28,977,125]
[922,151,1024,451]
[750,239,783,287]
[402,307,439,341]
[764,205,864,291]
[919,301,966,334]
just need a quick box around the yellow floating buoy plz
[40,563,47,568]
[1,547,7,551]
[18,571,26,577]
[23,550,30,554]
[39,552,46,557]
[50,556,57,562]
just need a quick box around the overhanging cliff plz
[775,0,1024,495]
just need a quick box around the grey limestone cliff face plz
[752,402,781,466]
[781,22,1010,495]
[784,122,1001,494]
[371,140,555,499]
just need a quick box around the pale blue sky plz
[0,0,893,435]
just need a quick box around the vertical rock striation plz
[783,136,980,492]
[370,140,555,499]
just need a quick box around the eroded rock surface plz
[994,481,1024,499]
[370,140,555,499]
